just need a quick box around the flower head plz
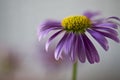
[37,11,120,64]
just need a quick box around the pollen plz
[61,15,91,33]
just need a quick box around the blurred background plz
[0,0,120,80]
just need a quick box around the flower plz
[0,45,21,79]
[37,11,120,64]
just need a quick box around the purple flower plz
[37,11,120,64]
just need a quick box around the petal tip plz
[105,45,109,51]
[54,51,59,61]
[54,55,59,61]
[38,35,42,41]
[45,43,49,51]
[95,58,100,63]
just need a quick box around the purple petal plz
[107,16,120,21]
[38,27,62,41]
[63,33,73,55]
[70,34,77,62]
[106,17,120,27]
[45,30,63,51]
[82,34,100,63]
[92,27,118,36]
[87,29,109,51]
[95,23,118,29]
[63,33,77,62]
[41,20,62,31]
[37,20,62,41]
[83,11,100,19]
[77,35,86,63]
[94,29,120,43]
[55,33,69,60]
[92,18,106,25]
[82,35,94,64]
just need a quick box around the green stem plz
[72,61,78,80]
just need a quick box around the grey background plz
[0,0,120,80]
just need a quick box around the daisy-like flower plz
[37,11,120,64]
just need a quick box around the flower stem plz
[72,61,78,80]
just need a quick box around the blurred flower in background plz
[0,44,21,80]
[35,41,72,80]
[36,41,71,71]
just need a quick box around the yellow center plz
[61,15,91,33]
